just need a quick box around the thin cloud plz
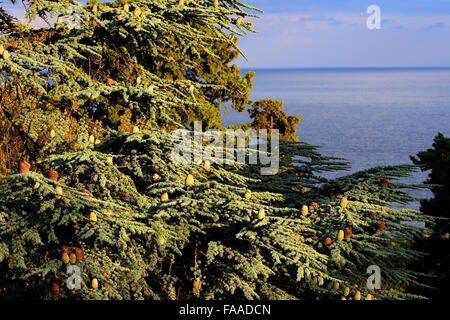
[300,16,336,22]
[424,22,445,29]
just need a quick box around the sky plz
[3,0,450,68]
[235,0,450,68]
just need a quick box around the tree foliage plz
[410,132,450,299]
[0,0,266,174]
[0,0,438,300]
[0,130,435,299]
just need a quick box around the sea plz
[221,68,450,208]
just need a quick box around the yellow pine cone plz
[236,17,242,27]
[214,0,219,8]
[123,4,129,12]
[0,44,4,55]
[106,156,113,165]
[89,135,95,145]
[258,208,265,220]
[344,287,350,297]
[340,196,348,208]
[193,277,200,289]
[90,212,97,224]
[178,0,184,7]
[92,4,98,13]
[50,129,56,138]
[92,278,98,289]
[55,186,63,199]
[2,49,9,60]
[62,253,69,264]
[203,160,210,171]
[365,294,372,300]
[301,205,308,216]
[161,192,169,202]
[354,291,361,300]
[301,187,307,194]
[34,182,40,189]
[69,253,76,264]
[337,230,344,241]
[185,174,194,187]
[132,126,140,133]
[333,282,339,291]
[133,7,141,17]
[244,190,251,200]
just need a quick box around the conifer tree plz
[410,132,450,299]
[1,0,300,175]
[0,0,261,173]
[0,0,16,32]
[0,130,435,299]
[231,99,301,142]
[0,0,438,300]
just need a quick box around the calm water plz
[221,68,450,206]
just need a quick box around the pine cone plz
[75,248,83,261]
[62,253,69,264]
[301,205,308,216]
[2,50,9,60]
[376,221,385,231]
[62,246,71,254]
[51,282,59,294]
[48,170,58,181]
[19,161,31,174]
[258,208,265,220]
[193,278,200,289]
[185,174,194,187]
[344,228,353,239]
[133,7,141,17]
[340,196,348,208]
[92,278,98,289]
[82,189,90,199]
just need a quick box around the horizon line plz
[239,66,450,71]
